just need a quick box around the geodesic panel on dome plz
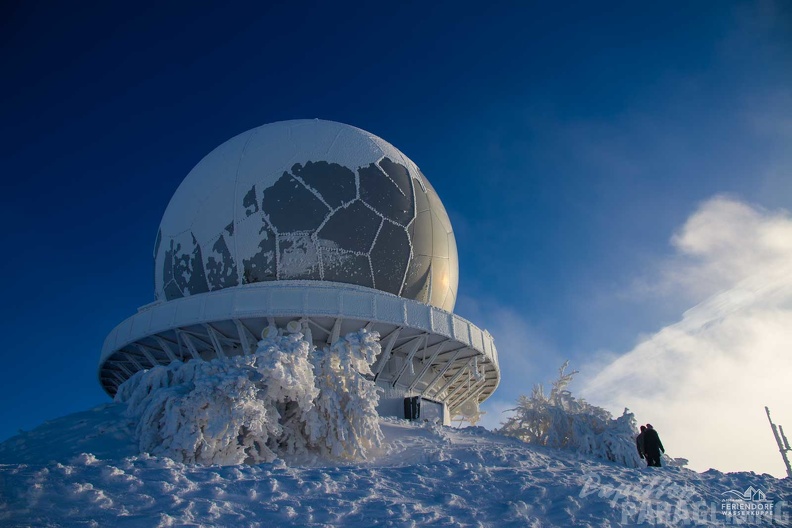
[359,161,414,226]
[431,210,450,258]
[204,233,237,291]
[243,186,260,216]
[370,221,410,295]
[409,210,433,257]
[263,173,330,233]
[154,119,459,312]
[378,157,413,198]
[278,234,321,280]
[429,257,451,308]
[321,250,374,288]
[238,212,277,284]
[402,255,431,304]
[292,161,356,208]
[171,233,208,297]
[448,232,459,291]
[316,200,381,253]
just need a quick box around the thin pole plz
[765,406,792,479]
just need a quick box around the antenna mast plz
[765,406,792,479]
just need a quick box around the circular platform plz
[99,281,500,418]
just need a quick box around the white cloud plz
[581,196,792,477]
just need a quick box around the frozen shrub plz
[498,362,643,468]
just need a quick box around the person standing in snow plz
[636,425,647,464]
[643,424,664,467]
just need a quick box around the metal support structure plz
[117,362,135,378]
[328,317,342,345]
[306,318,331,338]
[203,324,228,360]
[234,320,254,355]
[154,336,179,362]
[173,331,185,359]
[445,368,475,405]
[373,327,401,379]
[391,334,427,388]
[124,352,145,372]
[407,341,448,392]
[177,330,202,360]
[421,348,465,397]
[136,344,159,368]
[434,358,475,400]
[448,378,490,412]
[111,372,126,386]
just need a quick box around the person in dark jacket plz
[636,425,647,463]
[643,424,665,467]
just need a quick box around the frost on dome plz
[115,329,383,466]
[155,120,460,313]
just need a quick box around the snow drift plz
[2,409,790,527]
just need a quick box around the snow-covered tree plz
[115,328,383,466]
[310,329,383,459]
[116,332,318,465]
[498,362,644,468]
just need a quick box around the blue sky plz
[1,2,791,476]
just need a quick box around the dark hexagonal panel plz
[321,249,374,288]
[171,234,209,297]
[371,221,410,295]
[317,200,381,253]
[292,161,356,209]
[241,220,277,284]
[243,185,259,217]
[205,234,238,291]
[359,163,414,226]
[163,279,183,300]
[378,157,413,198]
[162,237,176,297]
[262,173,330,233]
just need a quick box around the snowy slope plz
[2,405,790,527]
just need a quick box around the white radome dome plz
[154,119,459,312]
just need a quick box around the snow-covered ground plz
[1,403,789,527]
